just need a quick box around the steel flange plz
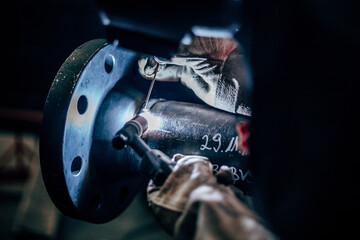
[40,39,145,223]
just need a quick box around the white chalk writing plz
[212,133,222,152]
[200,135,212,150]
[200,134,240,153]
[212,164,252,183]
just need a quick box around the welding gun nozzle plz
[112,115,148,150]
[112,133,128,150]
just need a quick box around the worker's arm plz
[147,154,275,239]
[138,37,252,116]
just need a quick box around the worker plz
[139,0,359,238]
[138,37,252,117]
[138,36,275,239]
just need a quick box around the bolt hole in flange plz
[90,194,102,212]
[71,156,82,176]
[104,54,115,73]
[77,95,88,115]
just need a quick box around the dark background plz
[0,0,359,239]
[1,0,105,111]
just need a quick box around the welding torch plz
[112,115,173,185]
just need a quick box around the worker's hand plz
[138,37,252,116]
[147,154,275,239]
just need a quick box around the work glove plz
[147,154,275,240]
[138,37,252,116]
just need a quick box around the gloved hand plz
[147,154,275,240]
[138,37,252,116]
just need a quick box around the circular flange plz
[40,39,145,223]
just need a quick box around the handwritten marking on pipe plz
[200,134,240,153]
[213,164,252,183]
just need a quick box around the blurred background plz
[1,0,359,239]
[0,1,170,239]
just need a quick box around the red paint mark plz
[236,121,250,155]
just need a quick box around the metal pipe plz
[136,99,251,190]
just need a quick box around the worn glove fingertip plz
[138,57,158,77]
[215,165,235,185]
[171,153,185,163]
